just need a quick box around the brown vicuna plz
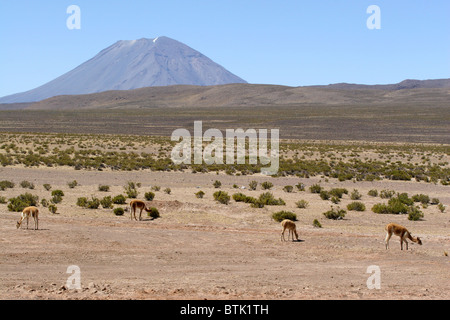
[16,206,39,230]
[281,219,299,242]
[129,200,152,221]
[385,223,422,250]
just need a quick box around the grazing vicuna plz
[385,223,422,250]
[129,200,152,221]
[281,219,299,242]
[16,206,39,230]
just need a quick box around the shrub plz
[67,180,78,188]
[258,192,285,206]
[233,193,248,202]
[295,183,305,191]
[195,191,205,199]
[114,207,124,216]
[272,211,297,222]
[407,206,424,221]
[51,194,63,204]
[86,197,100,209]
[213,180,222,188]
[43,184,52,191]
[8,193,39,212]
[112,194,127,204]
[151,186,161,191]
[329,188,348,198]
[295,200,309,209]
[380,189,395,199]
[261,181,273,190]
[437,203,445,213]
[51,190,65,197]
[0,196,7,204]
[309,184,323,194]
[331,196,340,204]
[147,207,160,219]
[319,190,330,200]
[0,180,15,191]
[164,187,171,195]
[48,204,58,214]
[248,181,258,191]
[412,194,430,205]
[76,197,88,207]
[213,191,230,205]
[312,219,322,228]
[395,193,414,206]
[144,192,155,201]
[347,201,366,211]
[20,180,35,189]
[283,185,293,193]
[323,207,346,220]
[124,182,138,198]
[367,189,378,197]
[350,189,362,200]
[98,185,110,192]
[100,196,113,209]
[430,198,440,205]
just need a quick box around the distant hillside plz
[311,79,450,90]
[9,81,448,110]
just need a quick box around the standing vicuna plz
[129,200,152,221]
[281,219,299,242]
[385,223,422,250]
[16,206,39,230]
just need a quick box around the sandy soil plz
[0,167,449,300]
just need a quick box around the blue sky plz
[0,0,449,97]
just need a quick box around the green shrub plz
[438,203,445,213]
[295,183,305,191]
[151,186,161,191]
[331,196,340,204]
[124,182,138,198]
[51,190,65,197]
[296,200,309,209]
[312,219,322,228]
[329,188,348,198]
[213,191,230,205]
[213,180,222,188]
[43,184,52,191]
[147,207,160,219]
[319,190,330,200]
[20,180,35,189]
[380,189,395,199]
[164,187,171,195]
[367,189,378,197]
[430,198,440,205]
[407,206,424,221]
[40,199,48,207]
[309,184,323,194]
[195,190,205,199]
[258,192,285,206]
[0,196,7,204]
[51,194,63,204]
[144,192,155,201]
[113,207,124,216]
[76,197,88,207]
[8,193,39,212]
[98,185,110,192]
[233,193,248,202]
[347,201,366,211]
[48,204,58,214]
[350,189,362,200]
[0,180,15,191]
[283,185,293,193]
[248,181,258,191]
[86,197,100,209]
[412,194,430,205]
[112,194,127,204]
[100,196,113,209]
[67,180,78,188]
[261,181,273,190]
[323,207,346,220]
[272,211,297,222]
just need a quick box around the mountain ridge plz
[0,36,247,103]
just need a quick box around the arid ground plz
[0,164,449,300]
